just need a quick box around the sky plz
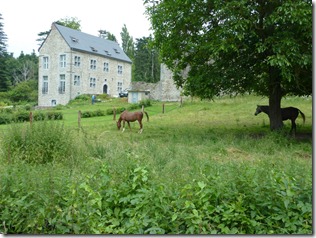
[1,0,152,57]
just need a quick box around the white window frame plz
[74,56,81,67]
[117,81,123,93]
[42,76,48,94]
[60,54,66,68]
[90,59,97,70]
[90,77,96,88]
[118,65,123,75]
[74,75,80,86]
[43,57,49,69]
[59,74,66,94]
[103,62,109,72]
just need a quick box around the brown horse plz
[254,105,305,134]
[117,110,149,133]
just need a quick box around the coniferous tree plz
[98,30,118,42]
[120,24,135,60]
[0,13,10,92]
[134,36,160,83]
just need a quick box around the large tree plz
[145,0,312,131]
[134,36,160,83]
[120,24,135,60]
[98,30,118,42]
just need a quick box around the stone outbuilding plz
[128,64,183,103]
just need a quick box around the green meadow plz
[0,95,312,234]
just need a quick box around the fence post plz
[162,103,165,114]
[142,105,144,112]
[113,108,116,121]
[180,97,183,107]
[78,110,81,129]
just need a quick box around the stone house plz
[38,23,132,106]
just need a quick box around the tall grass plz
[0,95,312,234]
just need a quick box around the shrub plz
[138,99,152,108]
[13,111,30,122]
[0,113,12,124]
[1,120,76,164]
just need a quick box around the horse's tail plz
[298,109,306,124]
[143,111,149,122]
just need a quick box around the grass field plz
[0,95,312,234]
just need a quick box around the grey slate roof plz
[53,23,132,63]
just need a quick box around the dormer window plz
[90,46,97,52]
[114,48,120,54]
[70,36,78,43]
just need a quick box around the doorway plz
[103,84,108,94]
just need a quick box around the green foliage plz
[0,161,311,234]
[1,120,76,164]
[8,80,38,103]
[145,0,312,98]
[0,109,63,125]
[134,36,160,83]
[0,95,312,234]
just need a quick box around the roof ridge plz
[53,22,132,63]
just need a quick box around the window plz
[60,54,66,68]
[103,62,109,72]
[43,57,49,69]
[74,75,80,86]
[118,65,123,75]
[117,82,123,93]
[42,76,48,94]
[59,74,66,94]
[70,36,78,43]
[90,59,96,70]
[74,56,81,67]
[90,77,96,88]
[90,46,97,52]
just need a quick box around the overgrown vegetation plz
[0,95,312,234]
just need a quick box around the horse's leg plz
[138,120,143,134]
[290,119,296,137]
[127,121,132,131]
[122,120,126,132]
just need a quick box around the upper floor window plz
[74,75,80,86]
[60,54,66,68]
[42,76,48,94]
[74,56,81,67]
[90,59,96,70]
[43,57,49,69]
[103,62,109,72]
[59,74,66,94]
[118,65,123,75]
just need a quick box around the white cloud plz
[1,0,152,57]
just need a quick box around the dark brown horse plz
[254,105,305,134]
[117,110,149,133]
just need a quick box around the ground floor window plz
[90,77,96,88]
[42,76,48,94]
[59,74,65,94]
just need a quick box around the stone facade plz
[129,64,182,102]
[38,23,132,106]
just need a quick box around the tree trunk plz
[268,66,283,131]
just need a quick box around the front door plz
[103,84,108,94]
[132,92,138,103]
